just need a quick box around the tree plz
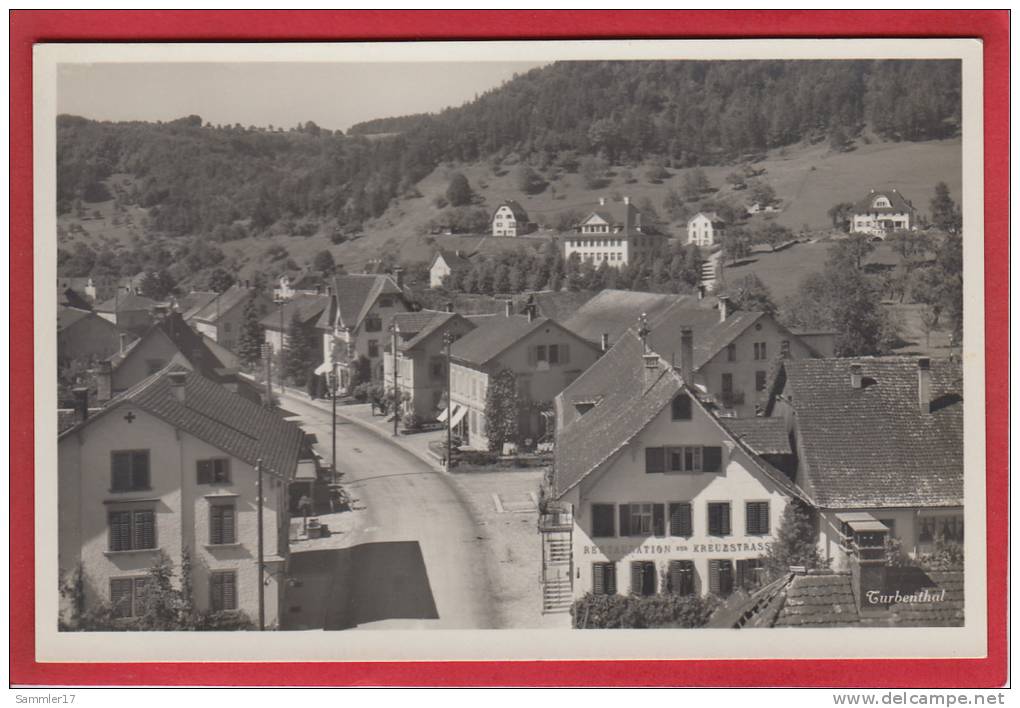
[284,311,318,385]
[828,233,875,270]
[827,201,855,232]
[755,221,791,252]
[312,249,336,276]
[348,354,372,394]
[681,167,710,201]
[139,270,177,301]
[206,268,235,293]
[747,179,776,207]
[763,500,828,580]
[483,368,519,452]
[718,273,777,318]
[514,165,546,195]
[578,156,608,190]
[929,182,961,234]
[237,297,265,368]
[445,172,473,206]
[719,226,752,265]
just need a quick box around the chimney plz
[718,296,730,323]
[917,357,932,414]
[643,352,661,390]
[326,285,332,297]
[217,368,239,394]
[393,266,404,289]
[95,361,113,402]
[72,387,89,422]
[244,279,250,289]
[504,300,514,317]
[679,328,694,384]
[850,363,863,389]
[600,333,609,352]
[697,284,705,301]
[119,333,129,355]
[445,301,454,313]
[168,370,187,402]
[623,196,630,205]
[527,304,536,323]
[598,197,606,206]
[847,516,891,617]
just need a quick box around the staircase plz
[539,509,574,614]
[700,252,721,293]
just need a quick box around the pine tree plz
[284,310,317,385]
[764,500,828,580]
[483,368,519,452]
[237,297,264,369]
[930,182,961,234]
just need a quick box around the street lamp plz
[443,331,455,469]
[389,320,400,437]
[255,457,265,631]
[327,369,338,486]
[274,294,286,393]
[261,342,273,409]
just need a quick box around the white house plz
[563,197,663,268]
[491,200,531,237]
[428,249,471,289]
[687,212,726,247]
[850,189,916,237]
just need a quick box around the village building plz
[764,356,963,570]
[175,290,219,321]
[99,311,262,404]
[58,306,130,363]
[382,309,476,422]
[188,286,273,354]
[491,200,531,237]
[563,197,663,268]
[687,211,727,247]
[448,303,600,451]
[544,327,806,613]
[314,273,411,390]
[274,271,326,301]
[850,189,916,237]
[428,249,471,289]
[95,292,159,336]
[58,366,316,628]
[260,293,330,364]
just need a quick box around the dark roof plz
[852,189,915,215]
[61,366,306,480]
[778,357,963,508]
[525,290,596,325]
[431,249,471,270]
[330,273,404,330]
[562,290,711,346]
[190,287,257,324]
[95,292,158,313]
[59,288,93,310]
[494,200,529,222]
[260,294,329,330]
[720,417,792,455]
[392,310,470,352]
[577,199,640,235]
[450,313,554,367]
[177,291,219,320]
[689,211,726,225]
[57,306,96,332]
[647,307,765,371]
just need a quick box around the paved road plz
[279,393,499,630]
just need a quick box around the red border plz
[10,10,1008,687]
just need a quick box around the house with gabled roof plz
[260,293,329,366]
[563,196,664,268]
[58,366,317,628]
[544,325,808,613]
[765,356,963,571]
[428,249,471,289]
[95,291,159,336]
[491,200,531,237]
[382,309,477,422]
[189,286,273,355]
[850,188,916,237]
[58,305,129,364]
[447,302,600,451]
[315,273,411,390]
[687,211,726,247]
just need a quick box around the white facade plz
[687,212,724,247]
[850,192,914,237]
[492,204,526,237]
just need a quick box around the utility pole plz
[443,331,454,469]
[275,295,286,393]
[390,321,400,436]
[255,457,265,631]
[262,343,273,409]
[328,369,338,485]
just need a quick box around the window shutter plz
[210,507,222,545]
[721,503,731,535]
[708,560,721,595]
[630,562,643,595]
[109,511,131,551]
[702,446,723,472]
[223,506,235,544]
[605,563,616,595]
[132,451,149,489]
[210,573,222,611]
[618,504,631,537]
[653,504,666,537]
[670,503,692,537]
[719,560,734,596]
[672,395,692,420]
[224,573,236,610]
[112,453,131,491]
[592,564,605,595]
[110,579,132,618]
[134,510,155,549]
[736,560,748,589]
[644,447,665,474]
[197,460,212,485]
[592,504,615,537]
[134,577,150,615]
[561,344,571,365]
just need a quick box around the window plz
[367,340,379,358]
[535,345,547,363]
[210,504,236,545]
[364,315,382,332]
[630,561,657,596]
[669,503,693,537]
[667,446,703,473]
[197,458,230,485]
[110,577,149,619]
[671,394,692,420]
[721,373,734,398]
[755,370,767,392]
[648,446,721,473]
[591,504,616,537]
[430,358,445,381]
[707,502,732,536]
[111,450,150,492]
[780,340,790,357]
[378,295,394,308]
[108,509,156,551]
[736,558,765,590]
[708,559,734,596]
[645,447,665,474]
[667,560,695,595]
[210,571,237,611]
[592,563,617,595]
[619,503,665,537]
[548,344,560,365]
[753,342,768,360]
[745,501,770,535]
[726,343,736,362]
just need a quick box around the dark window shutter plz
[224,573,236,610]
[110,579,132,618]
[670,503,692,537]
[109,511,131,551]
[630,562,643,595]
[702,446,723,472]
[618,504,631,537]
[736,559,748,588]
[722,503,731,535]
[653,504,666,537]
[605,563,616,595]
[210,507,222,545]
[644,447,665,474]
[132,451,149,489]
[134,577,150,614]
[708,560,721,595]
[718,560,734,596]
[112,453,131,491]
[134,510,155,549]
[592,564,605,595]
[224,506,235,544]
[197,460,212,485]
[592,504,615,537]
[672,395,692,420]
[210,573,222,611]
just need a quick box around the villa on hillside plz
[563,197,664,268]
[850,189,916,237]
[491,200,532,237]
[687,212,727,247]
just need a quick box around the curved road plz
[280,393,500,630]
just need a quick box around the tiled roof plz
[177,291,219,320]
[647,307,765,371]
[526,290,595,325]
[562,289,710,346]
[720,417,792,455]
[431,249,471,270]
[392,310,468,352]
[190,287,257,324]
[95,292,158,313]
[61,366,306,480]
[330,273,403,330]
[778,357,963,508]
[578,199,640,234]
[689,211,726,225]
[450,314,545,367]
[852,189,915,215]
[259,294,329,330]
[57,306,94,331]
[494,199,529,222]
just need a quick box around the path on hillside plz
[279,393,499,630]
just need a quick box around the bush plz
[571,592,717,629]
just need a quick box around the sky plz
[57,61,548,132]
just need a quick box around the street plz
[278,392,501,630]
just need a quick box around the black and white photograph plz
[34,39,986,661]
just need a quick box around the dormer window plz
[872,196,891,209]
